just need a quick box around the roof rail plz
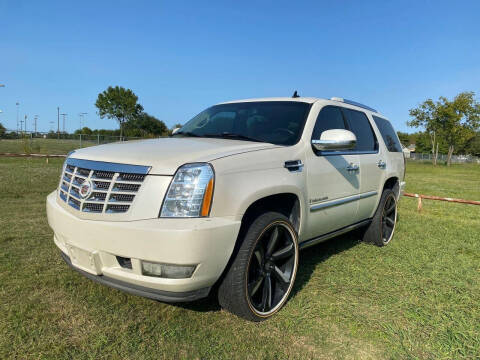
[330,97,378,113]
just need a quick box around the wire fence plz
[0,130,155,155]
[407,152,480,164]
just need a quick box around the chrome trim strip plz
[66,158,151,175]
[319,150,379,156]
[310,194,358,211]
[359,190,378,199]
[342,99,378,113]
[312,139,356,151]
[299,219,372,250]
[310,191,377,212]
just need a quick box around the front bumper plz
[46,191,241,300]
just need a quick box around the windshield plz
[176,101,312,146]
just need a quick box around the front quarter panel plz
[209,145,308,239]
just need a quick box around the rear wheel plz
[218,212,299,321]
[362,189,398,246]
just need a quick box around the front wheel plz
[218,212,299,321]
[362,188,398,246]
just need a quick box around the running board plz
[299,219,371,250]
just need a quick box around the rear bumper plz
[46,191,241,298]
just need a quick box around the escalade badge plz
[79,179,93,199]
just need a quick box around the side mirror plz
[171,127,181,135]
[311,129,356,151]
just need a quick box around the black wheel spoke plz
[386,217,395,227]
[248,275,264,297]
[261,275,272,311]
[247,222,297,315]
[254,249,263,266]
[266,226,280,256]
[386,202,396,215]
[273,265,290,285]
[271,243,294,261]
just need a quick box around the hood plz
[70,137,279,175]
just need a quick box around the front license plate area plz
[66,244,102,275]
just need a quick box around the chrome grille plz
[58,158,150,214]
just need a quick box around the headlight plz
[160,163,214,218]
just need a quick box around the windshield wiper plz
[171,131,200,137]
[203,132,264,143]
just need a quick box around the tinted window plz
[177,101,311,146]
[372,116,402,152]
[311,106,346,140]
[342,108,377,152]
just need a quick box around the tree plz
[0,122,5,138]
[463,132,480,156]
[396,131,410,147]
[124,112,168,137]
[408,92,480,166]
[95,86,144,139]
[74,127,93,135]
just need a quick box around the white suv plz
[47,96,405,321]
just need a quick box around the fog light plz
[141,261,196,279]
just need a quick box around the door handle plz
[346,163,359,172]
[377,160,386,169]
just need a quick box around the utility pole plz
[20,115,27,133]
[60,113,67,135]
[57,107,60,139]
[79,112,88,131]
[34,115,38,134]
[16,102,20,133]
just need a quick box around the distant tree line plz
[95,86,179,138]
[407,91,480,165]
[397,130,480,157]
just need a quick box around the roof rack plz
[330,97,378,113]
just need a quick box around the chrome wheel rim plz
[246,222,297,316]
[382,194,397,244]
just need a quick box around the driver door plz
[304,106,360,239]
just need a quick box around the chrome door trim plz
[310,191,377,212]
[359,190,378,199]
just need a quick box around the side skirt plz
[299,219,372,250]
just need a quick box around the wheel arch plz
[213,191,303,295]
[383,176,400,197]
[240,192,302,234]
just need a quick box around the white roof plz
[218,97,385,117]
[219,97,320,104]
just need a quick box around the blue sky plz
[1,0,479,133]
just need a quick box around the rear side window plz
[342,108,378,152]
[372,116,402,152]
[311,106,346,140]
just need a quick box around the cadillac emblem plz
[79,179,93,199]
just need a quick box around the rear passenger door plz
[342,108,383,221]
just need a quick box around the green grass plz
[0,159,479,359]
[0,138,100,155]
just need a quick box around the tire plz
[218,211,299,321]
[362,189,398,247]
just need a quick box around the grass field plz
[0,138,98,155]
[0,159,479,359]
